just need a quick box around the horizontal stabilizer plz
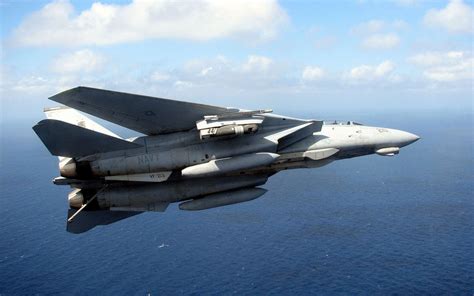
[33,119,142,157]
[67,209,142,234]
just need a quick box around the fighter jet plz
[33,87,419,233]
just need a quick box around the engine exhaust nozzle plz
[68,189,84,208]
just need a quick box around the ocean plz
[1,110,472,295]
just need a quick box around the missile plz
[179,187,267,211]
[181,152,279,178]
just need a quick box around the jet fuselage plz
[62,121,419,179]
[32,87,419,233]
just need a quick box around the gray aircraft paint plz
[33,87,419,233]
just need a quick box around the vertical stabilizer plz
[44,106,121,138]
[43,106,124,167]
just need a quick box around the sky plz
[0,0,473,122]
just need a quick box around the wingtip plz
[32,119,48,130]
[49,86,85,102]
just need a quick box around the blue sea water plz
[0,110,473,295]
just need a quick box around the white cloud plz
[9,75,50,93]
[10,0,288,47]
[374,60,396,76]
[50,49,105,74]
[408,51,473,81]
[423,0,473,34]
[408,52,449,66]
[144,54,283,93]
[362,33,400,49]
[181,55,276,79]
[150,71,171,82]
[199,67,213,76]
[351,20,386,35]
[174,80,193,88]
[393,0,420,7]
[392,20,409,30]
[0,69,106,99]
[351,19,408,35]
[3,52,471,109]
[351,20,405,50]
[346,60,397,82]
[241,55,273,73]
[302,66,325,81]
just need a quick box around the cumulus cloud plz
[8,75,50,93]
[50,49,105,74]
[392,20,409,30]
[144,54,284,93]
[241,55,273,73]
[199,67,213,77]
[423,0,473,34]
[408,51,473,81]
[393,0,421,7]
[361,33,400,49]
[351,19,405,50]
[345,60,399,83]
[301,66,325,81]
[351,20,386,35]
[150,71,171,82]
[10,0,288,47]
[0,69,106,98]
[351,19,408,35]
[181,55,275,77]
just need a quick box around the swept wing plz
[49,87,235,135]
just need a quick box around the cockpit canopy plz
[323,120,363,126]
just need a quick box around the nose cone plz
[392,130,420,147]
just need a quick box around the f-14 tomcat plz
[33,87,419,233]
